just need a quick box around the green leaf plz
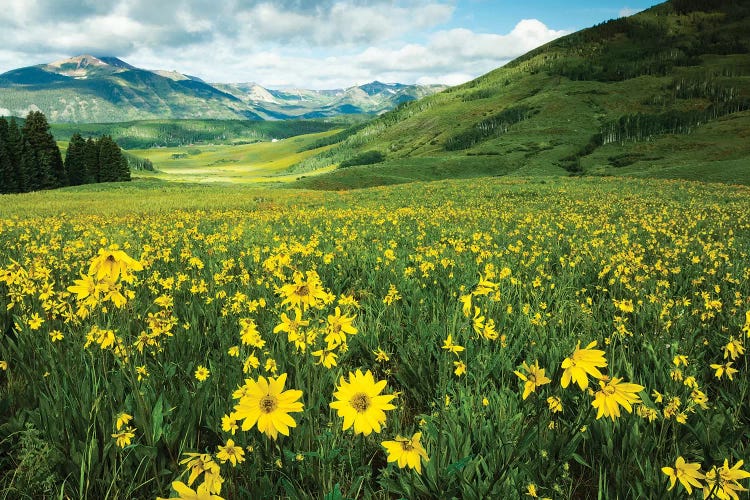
[571,453,591,469]
[152,395,165,443]
[323,483,344,500]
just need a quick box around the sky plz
[0,0,662,89]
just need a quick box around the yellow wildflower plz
[382,432,429,474]
[514,361,552,399]
[195,366,210,382]
[216,439,245,466]
[591,377,644,421]
[233,373,304,440]
[662,456,704,495]
[330,369,396,435]
[560,341,607,390]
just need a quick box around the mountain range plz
[0,55,447,123]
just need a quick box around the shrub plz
[339,150,385,168]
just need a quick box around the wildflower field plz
[0,176,749,499]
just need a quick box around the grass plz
[584,111,750,183]
[293,155,520,190]
[0,175,749,499]
[127,130,341,184]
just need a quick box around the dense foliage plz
[0,112,130,193]
[338,150,385,168]
[444,106,537,151]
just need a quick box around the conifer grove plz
[0,111,130,194]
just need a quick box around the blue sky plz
[450,1,658,33]
[0,0,663,89]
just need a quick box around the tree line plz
[0,111,130,194]
[444,105,537,151]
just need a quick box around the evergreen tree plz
[83,137,100,183]
[97,136,130,182]
[0,118,15,194]
[98,136,117,183]
[7,118,25,192]
[116,148,131,182]
[21,111,66,189]
[19,139,39,192]
[65,133,87,186]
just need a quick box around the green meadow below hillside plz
[125,130,341,184]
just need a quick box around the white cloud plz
[348,20,567,79]
[115,18,566,88]
[417,73,474,86]
[0,1,569,89]
[235,2,454,47]
[619,7,641,17]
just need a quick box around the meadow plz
[0,175,749,499]
[127,130,340,184]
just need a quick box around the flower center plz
[260,395,278,413]
[400,441,414,452]
[297,285,310,297]
[350,392,370,412]
[603,384,616,395]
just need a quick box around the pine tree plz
[19,139,39,192]
[116,148,131,182]
[97,136,130,183]
[21,111,66,189]
[0,118,15,194]
[84,137,100,183]
[98,136,117,183]
[65,133,87,186]
[7,118,25,193]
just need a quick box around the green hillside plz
[292,0,750,189]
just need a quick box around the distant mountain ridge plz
[0,55,447,123]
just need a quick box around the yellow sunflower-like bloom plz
[382,432,429,474]
[591,377,644,421]
[194,366,210,382]
[547,396,563,413]
[67,273,105,304]
[216,439,245,466]
[324,307,358,345]
[723,337,745,361]
[560,340,607,390]
[273,309,309,336]
[233,373,304,440]
[441,334,464,355]
[330,369,396,435]
[278,271,328,311]
[115,412,133,430]
[514,360,551,399]
[157,480,224,500]
[703,459,750,500]
[111,427,136,448]
[88,248,143,283]
[661,456,704,495]
[710,361,739,381]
